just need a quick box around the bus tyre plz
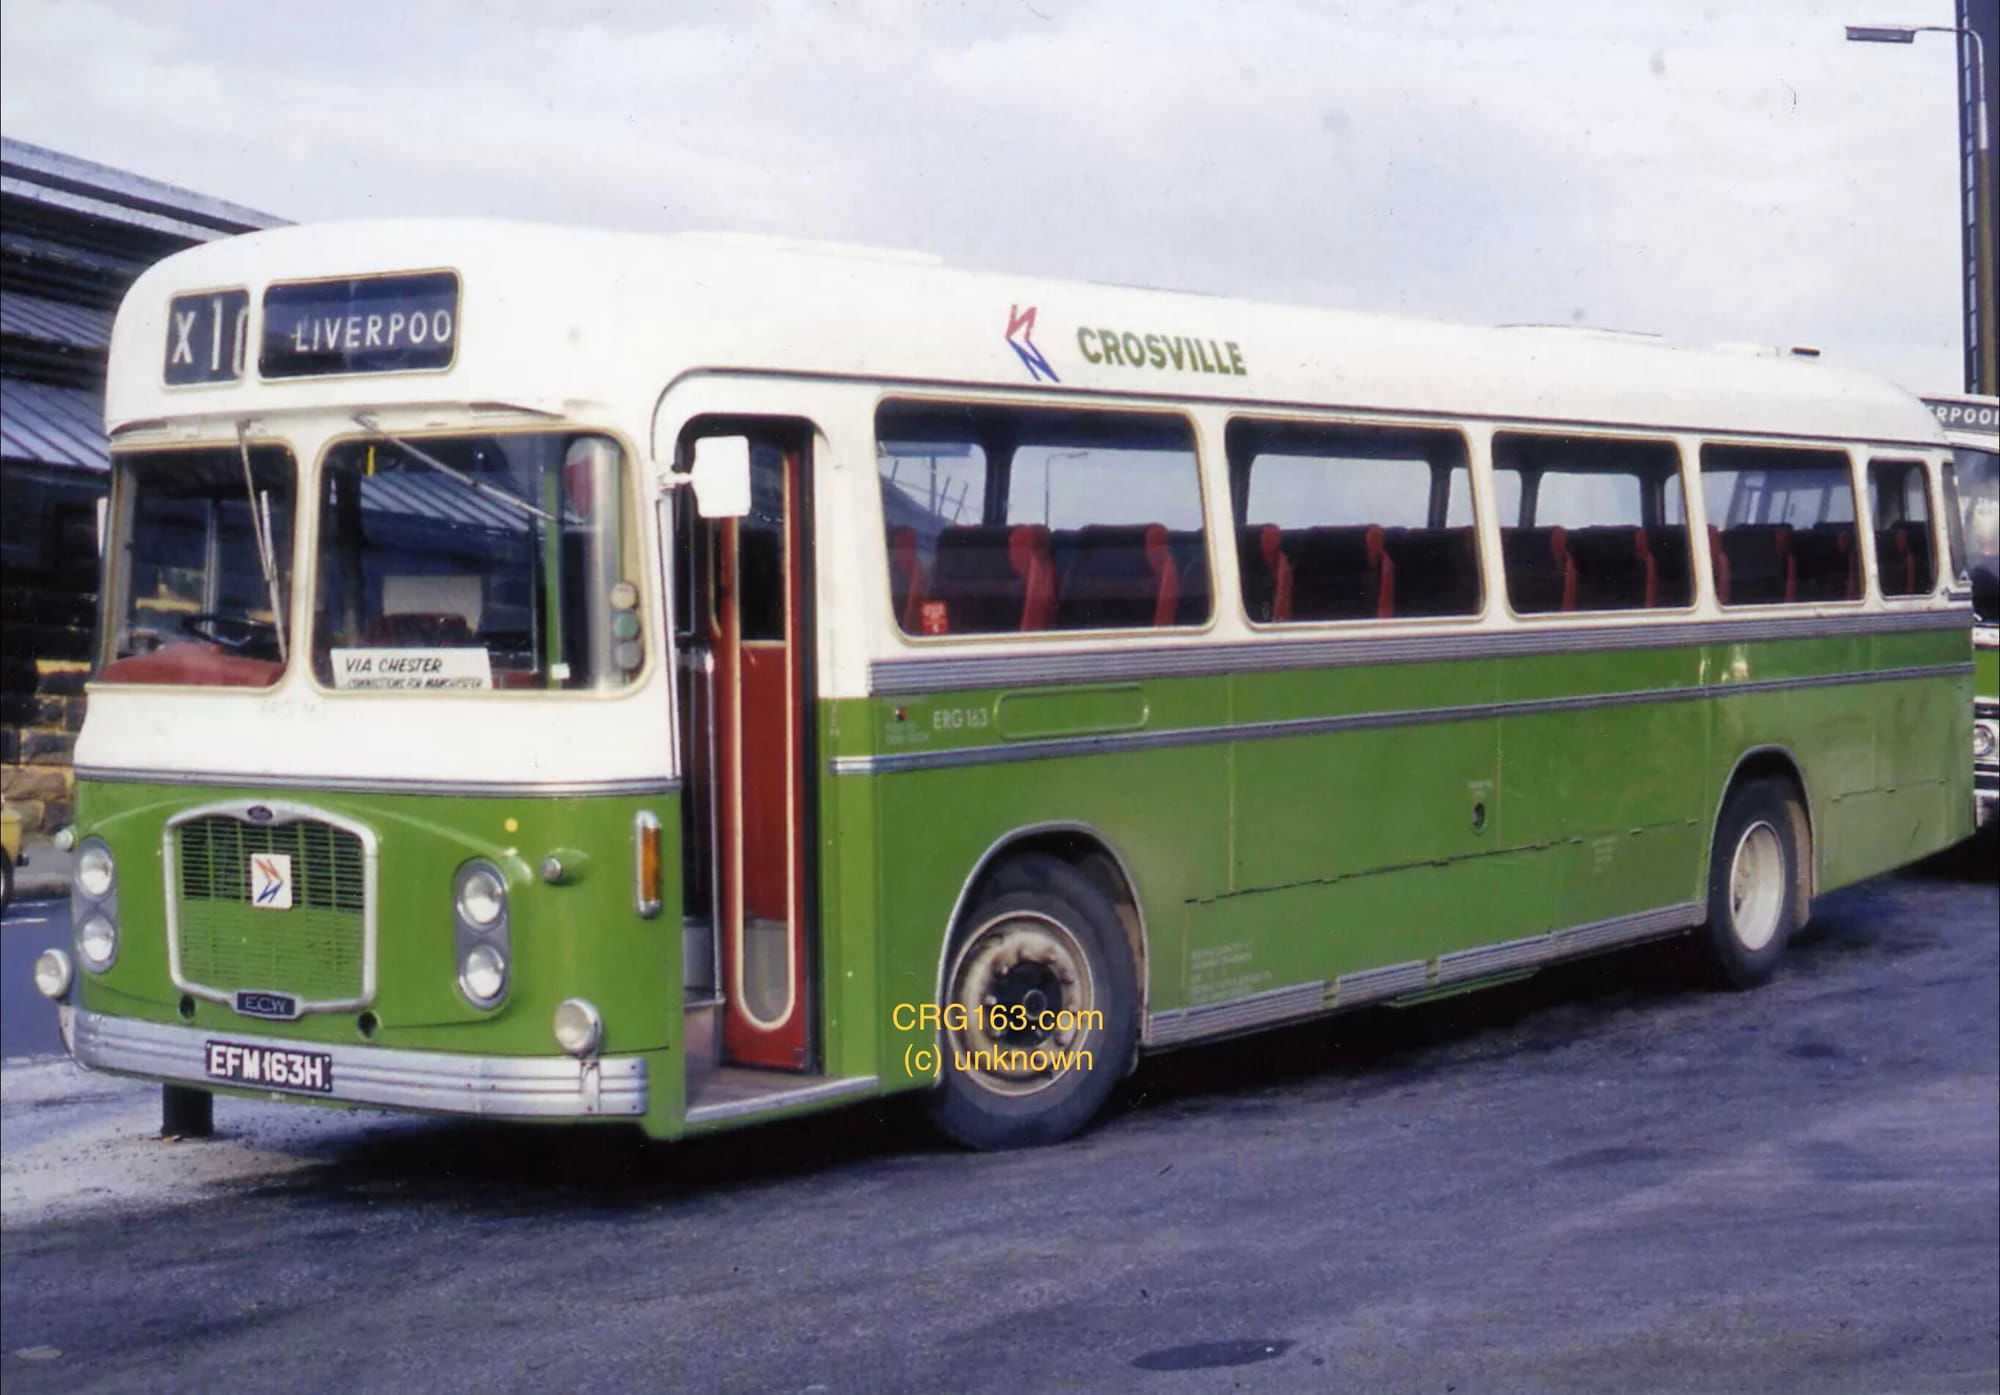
[928,855,1137,1150]
[1697,779,1806,990]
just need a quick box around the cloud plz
[0,0,1970,387]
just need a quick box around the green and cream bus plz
[1923,393,1998,825]
[35,222,1976,1149]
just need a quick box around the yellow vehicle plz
[1,801,22,910]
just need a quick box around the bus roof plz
[108,218,1949,450]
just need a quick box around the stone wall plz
[1,469,101,834]
[0,660,86,831]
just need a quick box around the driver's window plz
[97,444,296,689]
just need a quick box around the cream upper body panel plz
[96,219,1961,734]
[109,219,1949,447]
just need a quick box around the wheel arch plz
[1713,744,1818,901]
[932,822,1151,1021]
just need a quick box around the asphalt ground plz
[2,841,1995,1394]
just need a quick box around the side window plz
[734,444,789,639]
[1948,447,2000,620]
[1491,433,1691,614]
[1699,445,1859,606]
[876,402,1208,635]
[1868,459,1936,597]
[1225,420,1479,621]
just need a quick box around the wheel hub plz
[944,912,1096,1097]
[1729,819,1785,952]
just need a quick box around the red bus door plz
[700,431,813,1071]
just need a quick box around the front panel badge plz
[250,853,293,910]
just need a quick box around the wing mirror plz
[686,436,752,519]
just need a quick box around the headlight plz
[457,864,506,927]
[34,949,74,1000]
[77,913,118,971]
[552,998,603,1057]
[451,860,510,1008]
[1975,723,1997,762]
[459,943,507,1007]
[75,840,115,899]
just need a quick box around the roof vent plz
[1495,323,1664,344]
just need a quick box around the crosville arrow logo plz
[249,852,293,910]
[1005,304,1059,383]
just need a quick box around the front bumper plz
[60,1007,648,1119]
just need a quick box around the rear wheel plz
[1695,778,1807,989]
[927,855,1137,1150]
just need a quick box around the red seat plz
[1903,526,1934,593]
[889,526,928,632]
[1055,524,1179,629]
[1566,526,1656,611]
[362,613,476,646]
[1789,524,1857,602]
[1644,526,1694,607]
[1240,524,1294,622]
[1716,524,1795,605]
[1383,527,1480,617]
[1282,524,1395,620]
[1876,524,1930,596]
[1501,526,1576,613]
[1165,529,1212,625]
[925,524,1056,634]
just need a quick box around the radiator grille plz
[174,815,368,1004]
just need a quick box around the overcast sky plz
[0,0,1977,391]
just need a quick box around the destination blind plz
[259,270,460,379]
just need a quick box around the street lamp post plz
[1847,21,1997,394]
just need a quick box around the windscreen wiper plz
[235,421,288,663]
[350,413,554,523]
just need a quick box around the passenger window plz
[1225,420,1479,622]
[1699,445,1859,606]
[1950,449,2000,619]
[876,402,1208,635]
[1492,434,1692,613]
[1868,459,1936,596]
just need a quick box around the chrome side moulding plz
[1145,901,1706,1049]
[1435,933,1553,986]
[63,1008,649,1118]
[1146,980,1327,1047]
[833,663,1972,777]
[1334,959,1430,1007]
[868,608,1975,695]
[1549,901,1704,956]
[78,767,682,798]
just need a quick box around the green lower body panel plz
[57,625,1974,1139]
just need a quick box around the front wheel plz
[927,855,1137,1150]
[1694,778,1807,990]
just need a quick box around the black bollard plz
[161,1084,214,1139]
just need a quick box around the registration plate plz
[203,1040,334,1094]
